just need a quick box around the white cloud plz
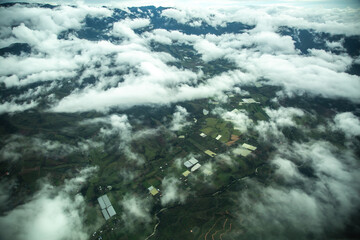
[161,176,188,206]
[255,107,304,142]
[120,18,151,29]
[0,135,103,162]
[216,108,254,133]
[120,194,152,229]
[169,105,191,131]
[332,112,360,138]
[0,3,359,114]
[161,8,188,24]
[0,101,38,114]
[193,39,225,62]
[272,156,303,182]
[265,107,304,127]
[237,141,360,238]
[0,166,98,240]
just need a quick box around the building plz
[215,135,222,140]
[97,194,116,221]
[148,186,159,196]
[242,143,257,151]
[204,150,216,157]
[191,163,201,172]
[182,170,191,177]
[184,158,199,168]
[107,206,116,218]
[200,133,207,137]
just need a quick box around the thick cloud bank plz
[0,3,359,113]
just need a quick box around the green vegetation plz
[2,82,346,240]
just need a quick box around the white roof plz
[200,133,207,137]
[101,209,110,220]
[242,143,257,151]
[98,194,116,220]
[189,158,198,165]
[191,163,201,172]
[215,135,222,140]
[184,161,194,168]
[97,197,106,210]
[107,206,116,217]
[102,195,112,208]
[184,158,198,168]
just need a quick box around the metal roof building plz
[107,206,116,217]
[242,143,257,151]
[102,195,112,208]
[98,194,116,220]
[101,209,110,221]
[97,196,106,210]
[182,170,191,177]
[191,163,201,172]
[184,161,193,168]
[148,186,159,196]
[204,150,216,157]
[184,158,198,168]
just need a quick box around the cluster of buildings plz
[97,194,116,221]
[233,143,257,157]
[183,158,201,174]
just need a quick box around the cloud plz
[169,105,191,131]
[272,156,303,183]
[120,194,152,229]
[0,134,102,162]
[332,112,360,138]
[193,39,225,62]
[0,3,111,33]
[95,114,145,163]
[255,107,304,142]
[0,101,38,114]
[120,18,151,30]
[0,179,17,209]
[0,166,98,240]
[236,141,360,239]
[0,3,359,115]
[161,8,188,24]
[215,108,254,133]
[266,107,304,127]
[82,114,152,164]
[215,153,238,167]
[161,176,188,206]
